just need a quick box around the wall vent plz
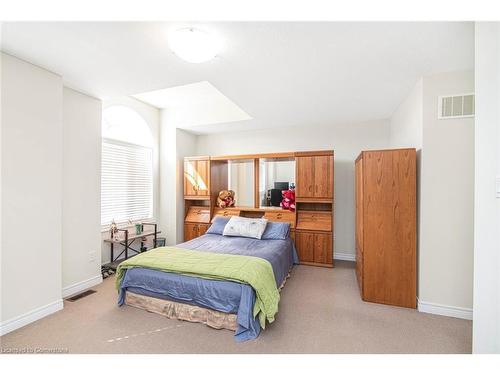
[438,93,475,119]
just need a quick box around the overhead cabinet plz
[184,157,210,198]
[295,154,333,200]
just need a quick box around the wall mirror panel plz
[259,158,295,207]
[228,159,255,207]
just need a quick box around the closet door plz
[296,156,315,198]
[295,231,314,262]
[313,232,332,264]
[313,155,333,198]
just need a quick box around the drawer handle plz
[277,214,282,218]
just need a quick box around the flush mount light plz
[168,27,222,63]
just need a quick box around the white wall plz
[390,78,423,149]
[159,108,197,246]
[390,71,474,316]
[101,97,160,264]
[175,129,197,243]
[196,120,391,259]
[62,87,102,295]
[1,53,63,333]
[419,71,475,314]
[473,22,500,354]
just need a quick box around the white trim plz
[418,299,473,320]
[334,251,356,262]
[0,299,63,336]
[62,275,103,298]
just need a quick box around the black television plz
[274,181,289,190]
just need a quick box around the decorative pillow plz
[222,216,269,239]
[206,216,231,235]
[261,222,290,240]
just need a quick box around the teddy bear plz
[217,190,236,208]
[280,189,296,211]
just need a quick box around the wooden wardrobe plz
[355,148,417,308]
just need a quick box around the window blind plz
[101,139,153,226]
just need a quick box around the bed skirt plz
[124,271,291,333]
[125,291,239,331]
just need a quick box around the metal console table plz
[104,222,161,265]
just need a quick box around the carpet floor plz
[0,261,472,354]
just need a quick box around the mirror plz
[259,158,295,207]
[228,159,254,207]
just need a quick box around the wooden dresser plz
[355,148,416,308]
[182,150,334,268]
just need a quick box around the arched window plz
[101,105,154,226]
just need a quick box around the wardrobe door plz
[196,159,210,196]
[296,156,315,198]
[313,232,332,264]
[295,231,314,262]
[313,155,333,199]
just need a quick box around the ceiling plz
[1,22,474,134]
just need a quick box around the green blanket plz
[115,247,280,328]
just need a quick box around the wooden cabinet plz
[184,157,210,198]
[296,154,333,200]
[295,151,334,267]
[296,156,315,198]
[295,231,333,266]
[182,151,334,269]
[184,223,210,242]
[355,148,416,308]
[295,231,314,262]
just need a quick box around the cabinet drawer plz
[212,208,240,220]
[185,206,211,223]
[263,210,295,228]
[296,210,332,231]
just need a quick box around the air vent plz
[66,289,97,302]
[438,93,475,119]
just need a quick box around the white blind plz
[101,139,153,226]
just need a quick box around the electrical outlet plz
[89,251,97,262]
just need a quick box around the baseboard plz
[62,274,103,298]
[334,251,356,262]
[0,299,63,336]
[418,299,473,320]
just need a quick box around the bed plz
[116,217,298,341]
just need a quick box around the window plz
[101,106,154,226]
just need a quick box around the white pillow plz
[222,216,269,239]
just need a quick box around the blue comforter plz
[118,234,298,341]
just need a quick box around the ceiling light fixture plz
[168,27,222,63]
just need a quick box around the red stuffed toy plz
[280,189,296,211]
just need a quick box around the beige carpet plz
[0,261,472,354]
